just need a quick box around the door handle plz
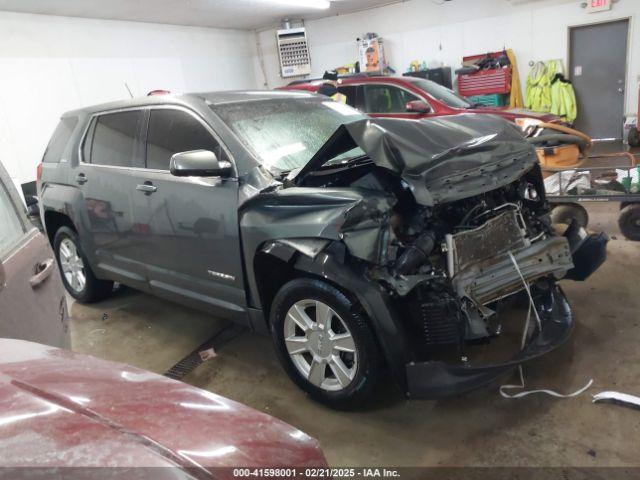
[75,173,88,185]
[136,182,157,194]
[30,259,55,288]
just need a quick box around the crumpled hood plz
[292,114,539,206]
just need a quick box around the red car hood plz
[0,339,326,475]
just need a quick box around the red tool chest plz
[457,52,512,97]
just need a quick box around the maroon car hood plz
[0,339,326,474]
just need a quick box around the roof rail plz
[286,71,392,86]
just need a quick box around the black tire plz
[618,204,640,241]
[270,278,381,409]
[550,203,589,228]
[628,127,640,148]
[53,226,114,303]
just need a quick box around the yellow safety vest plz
[550,79,577,123]
[331,92,347,104]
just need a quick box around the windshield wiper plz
[324,154,369,168]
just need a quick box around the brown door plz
[0,163,70,348]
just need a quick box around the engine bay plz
[297,159,575,357]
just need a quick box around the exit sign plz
[587,0,612,13]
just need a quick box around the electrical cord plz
[499,252,593,399]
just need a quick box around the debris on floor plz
[592,391,640,411]
[199,347,217,361]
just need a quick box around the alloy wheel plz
[58,238,86,293]
[283,299,358,391]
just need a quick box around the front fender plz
[255,240,411,393]
[239,186,394,309]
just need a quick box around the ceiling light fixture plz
[269,0,331,9]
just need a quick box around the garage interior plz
[2,0,640,474]
[69,205,639,466]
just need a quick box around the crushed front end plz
[247,114,608,399]
[372,164,605,398]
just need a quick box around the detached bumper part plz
[405,286,572,399]
[563,221,608,281]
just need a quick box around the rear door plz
[74,109,149,291]
[131,107,246,321]
[0,161,70,348]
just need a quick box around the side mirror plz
[25,195,39,218]
[406,100,432,114]
[24,195,44,231]
[170,150,232,178]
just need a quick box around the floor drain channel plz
[164,323,246,380]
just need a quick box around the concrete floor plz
[70,202,640,467]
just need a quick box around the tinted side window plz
[0,182,24,257]
[43,117,78,163]
[146,109,224,171]
[364,85,421,113]
[337,86,358,108]
[90,111,142,167]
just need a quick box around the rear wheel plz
[53,226,113,303]
[270,278,381,409]
[550,203,589,228]
[618,204,640,241]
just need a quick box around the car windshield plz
[410,78,472,109]
[213,98,367,175]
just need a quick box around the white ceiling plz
[0,0,403,30]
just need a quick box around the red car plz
[0,339,327,476]
[280,74,559,127]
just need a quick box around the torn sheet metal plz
[291,114,538,206]
[240,186,394,264]
[276,239,330,259]
[593,391,640,411]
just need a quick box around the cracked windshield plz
[214,97,366,174]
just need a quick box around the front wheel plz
[270,278,381,409]
[53,226,114,303]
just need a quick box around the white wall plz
[0,11,257,188]
[254,0,639,117]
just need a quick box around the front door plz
[361,84,426,119]
[0,162,70,348]
[569,19,629,140]
[133,107,246,321]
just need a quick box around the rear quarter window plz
[42,117,79,163]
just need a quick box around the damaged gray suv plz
[39,91,607,407]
